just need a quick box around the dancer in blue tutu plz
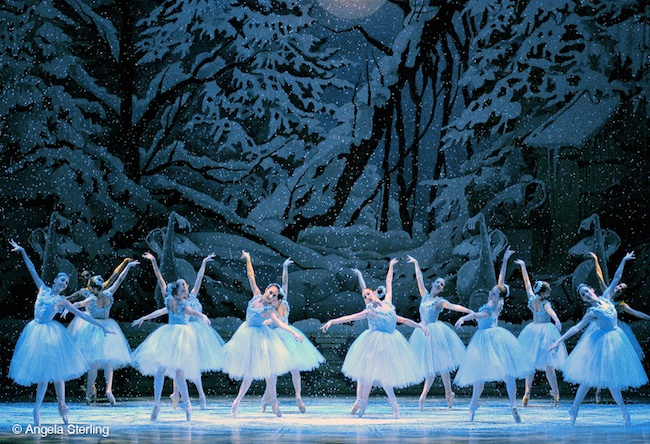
[157,253,225,411]
[321,259,427,418]
[261,257,325,414]
[454,248,533,423]
[514,259,566,407]
[407,255,472,410]
[550,272,647,427]
[8,240,114,426]
[222,251,303,418]
[131,252,212,421]
[67,259,139,406]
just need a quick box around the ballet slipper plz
[58,402,69,425]
[261,393,269,413]
[86,384,97,405]
[184,401,192,421]
[350,400,360,415]
[271,400,282,418]
[568,406,578,426]
[33,408,41,427]
[106,391,116,406]
[511,407,521,423]
[231,399,240,418]
[296,397,306,413]
[389,400,400,419]
[445,392,455,409]
[521,391,530,407]
[357,400,367,418]
[594,389,601,404]
[169,392,180,410]
[623,411,630,428]
[418,394,426,411]
[468,402,479,422]
[549,390,559,407]
[150,404,160,421]
[199,395,207,410]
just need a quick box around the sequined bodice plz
[33,287,63,323]
[588,301,618,332]
[368,303,397,333]
[88,291,114,319]
[528,298,552,323]
[246,295,273,328]
[166,296,189,325]
[420,296,445,324]
[477,301,501,330]
[186,293,203,322]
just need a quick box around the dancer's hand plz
[9,239,23,252]
[283,258,293,267]
[201,314,211,325]
[623,251,635,261]
[503,247,515,259]
[419,324,429,336]
[241,250,250,260]
[406,255,418,264]
[454,318,465,329]
[143,252,156,262]
[127,260,140,268]
[293,332,303,343]
[203,253,216,264]
[549,340,560,352]
[102,326,116,336]
[514,259,525,266]
[320,320,332,333]
[132,318,144,327]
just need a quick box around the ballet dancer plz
[321,259,427,418]
[454,248,533,423]
[514,259,566,407]
[550,270,647,426]
[261,258,325,413]
[8,240,113,426]
[131,253,212,421]
[154,253,225,410]
[221,251,303,418]
[67,259,139,406]
[407,255,471,409]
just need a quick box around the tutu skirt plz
[618,322,645,359]
[342,329,423,388]
[9,320,88,386]
[188,322,225,372]
[561,326,647,389]
[409,321,466,377]
[131,324,202,383]
[274,326,325,372]
[517,322,567,370]
[221,323,295,380]
[69,318,132,369]
[454,327,533,386]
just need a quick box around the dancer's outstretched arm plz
[143,252,167,294]
[321,310,369,332]
[498,247,515,286]
[588,252,608,293]
[106,260,139,294]
[385,258,398,305]
[104,258,134,289]
[351,268,367,292]
[241,250,262,296]
[514,259,534,299]
[282,258,293,300]
[268,311,302,341]
[59,299,114,334]
[407,255,428,297]
[603,252,635,300]
[549,312,595,351]
[192,253,215,296]
[9,240,45,290]
[132,308,168,327]
[454,310,489,328]
[618,302,650,321]
[439,300,474,315]
[396,315,429,335]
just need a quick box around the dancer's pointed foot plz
[568,406,578,426]
[58,402,69,425]
[199,395,207,410]
[511,407,521,423]
[231,399,240,419]
[296,397,306,413]
[150,404,160,421]
[522,391,530,407]
[418,394,426,411]
[623,411,630,428]
[350,400,360,415]
[594,389,601,404]
[468,402,479,422]
[550,390,560,407]
[86,384,97,405]
[357,400,367,418]
[261,394,269,413]
[184,401,192,421]
[169,392,180,410]
[389,400,400,419]
[445,392,455,409]
[106,391,116,406]
[33,408,41,427]
[271,400,282,417]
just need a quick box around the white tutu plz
[10,320,88,386]
[131,324,202,383]
[274,326,325,372]
[517,322,567,370]
[342,329,423,388]
[454,327,533,386]
[69,318,132,369]
[618,322,644,359]
[188,322,225,372]
[410,321,466,377]
[221,322,295,380]
[561,326,647,389]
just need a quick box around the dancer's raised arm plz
[588,252,608,293]
[321,310,369,332]
[241,250,262,296]
[351,268,366,292]
[514,259,534,298]
[602,252,635,301]
[132,307,168,327]
[384,258,398,305]
[104,258,135,289]
[9,240,45,290]
[407,256,428,297]
[143,252,167,294]
[105,260,139,294]
[282,258,293,302]
[498,247,515,286]
[191,253,215,296]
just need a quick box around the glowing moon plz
[316,0,387,19]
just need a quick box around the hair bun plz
[376,286,386,299]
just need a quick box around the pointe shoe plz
[169,392,180,410]
[445,392,455,409]
[151,404,161,421]
[511,407,521,423]
[468,403,479,422]
[568,406,578,426]
[199,395,207,410]
[350,400,360,415]
[33,408,41,427]
[296,398,306,413]
[357,400,367,418]
[231,399,240,419]
[106,391,116,406]
[623,411,630,427]
[86,384,97,405]
[389,400,400,419]
[261,394,269,413]
[550,390,560,407]
[58,402,69,425]
[184,401,192,421]
[271,400,282,417]
[595,389,601,404]
[522,391,530,407]
[418,395,426,411]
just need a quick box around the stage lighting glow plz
[316,0,387,19]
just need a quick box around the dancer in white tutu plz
[131,252,212,421]
[8,240,114,426]
[222,251,303,418]
[321,259,427,418]
[67,259,139,406]
[159,253,225,410]
[454,248,533,423]
[514,259,566,407]
[550,275,647,427]
[407,255,471,410]
[261,258,325,414]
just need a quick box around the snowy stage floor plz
[1,396,650,443]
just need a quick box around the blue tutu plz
[69,318,132,369]
[275,326,325,372]
[517,322,567,370]
[188,322,225,372]
[410,321,466,377]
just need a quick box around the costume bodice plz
[419,295,445,324]
[245,295,273,328]
[477,300,502,330]
[33,287,64,323]
[270,300,290,328]
[88,291,114,319]
[367,302,397,333]
[186,293,203,322]
[528,297,552,323]
[588,301,618,332]
[165,295,189,325]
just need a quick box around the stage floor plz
[2,396,650,443]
